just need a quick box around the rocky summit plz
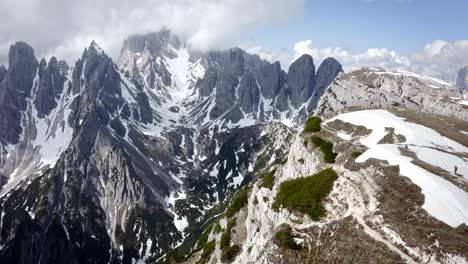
[0,30,467,264]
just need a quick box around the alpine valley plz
[0,30,467,264]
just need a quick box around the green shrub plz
[272,168,338,220]
[310,136,326,147]
[310,136,337,163]
[274,224,299,250]
[226,218,237,231]
[320,142,338,163]
[200,240,216,260]
[213,222,222,234]
[196,224,213,250]
[297,158,305,164]
[303,116,322,132]
[225,186,251,218]
[220,231,231,249]
[351,151,363,158]
[253,197,258,205]
[220,217,237,250]
[221,245,241,262]
[259,169,276,190]
[280,158,288,165]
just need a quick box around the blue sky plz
[255,0,468,54]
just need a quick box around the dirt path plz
[342,173,418,264]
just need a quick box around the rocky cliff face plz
[315,68,468,121]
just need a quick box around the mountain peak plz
[8,41,37,68]
[290,53,314,69]
[120,30,181,56]
[82,40,106,58]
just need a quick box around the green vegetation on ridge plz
[273,168,338,220]
[259,169,276,190]
[304,116,322,133]
[220,217,241,262]
[310,136,337,163]
[225,186,251,218]
[274,224,300,250]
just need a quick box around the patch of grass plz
[310,136,326,146]
[274,224,299,250]
[280,158,288,165]
[196,224,213,250]
[221,245,241,262]
[220,217,237,250]
[310,136,338,163]
[220,231,231,249]
[225,186,251,218]
[272,168,338,220]
[351,151,363,158]
[320,142,338,163]
[199,240,216,262]
[297,158,305,164]
[303,116,322,133]
[226,217,236,231]
[213,222,222,234]
[263,197,269,202]
[219,217,241,262]
[259,169,276,190]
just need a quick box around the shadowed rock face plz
[286,54,316,109]
[456,66,468,90]
[0,65,6,83]
[308,57,343,112]
[34,57,69,117]
[0,42,38,145]
[195,49,341,124]
[0,31,342,263]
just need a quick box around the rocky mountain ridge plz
[0,30,341,263]
[0,29,467,264]
[316,67,468,121]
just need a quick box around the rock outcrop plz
[456,65,468,90]
[316,68,468,121]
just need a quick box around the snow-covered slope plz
[328,110,468,227]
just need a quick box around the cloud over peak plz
[0,0,305,64]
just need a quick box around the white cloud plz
[250,39,468,81]
[292,40,411,71]
[406,40,468,80]
[0,0,305,64]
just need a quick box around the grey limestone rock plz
[456,66,468,90]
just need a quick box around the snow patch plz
[330,110,468,227]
